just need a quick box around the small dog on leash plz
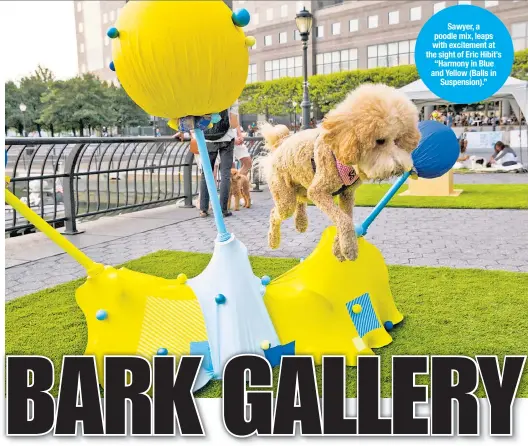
[259,83,421,261]
[228,168,251,211]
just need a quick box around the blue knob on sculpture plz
[215,293,227,304]
[95,309,108,321]
[107,27,119,39]
[232,9,250,27]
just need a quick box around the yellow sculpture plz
[109,0,253,122]
[5,187,208,384]
[264,227,402,366]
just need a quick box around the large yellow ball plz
[112,1,248,120]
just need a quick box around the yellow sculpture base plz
[264,227,402,367]
[76,226,403,382]
[76,267,208,384]
[400,170,463,197]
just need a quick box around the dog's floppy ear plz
[397,127,421,153]
[321,108,361,165]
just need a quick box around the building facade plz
[73,0,528,122]
[240,0,528,84]
[74,0,126,83]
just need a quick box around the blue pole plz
[355,170,411,237]
[194,128,231,242]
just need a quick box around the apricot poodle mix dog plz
[228,168,251,211]
[260,84,421,262]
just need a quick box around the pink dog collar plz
[335,158,359,186]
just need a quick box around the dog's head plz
[321,84,421,181]
[230,168,242,182]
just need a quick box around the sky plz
[0,1,78,83]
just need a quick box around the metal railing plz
[5,137,266,236]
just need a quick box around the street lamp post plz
[19,103,27,137]
[295,7,313,130]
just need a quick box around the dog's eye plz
[376,139,386,145]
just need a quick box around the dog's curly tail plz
[254,122,290,185]
[258,122,290,152]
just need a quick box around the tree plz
[41,74,114,136]
[40,80,75,135]
[240,77,302,119]
[18,65,55,136]
[240,64,420,117]
[5,81,23,135]
[512,49,528,80]
[107,83,149,131]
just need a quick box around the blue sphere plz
[232,8,250,27]
[157,348,168,356]
[215,293,226,304]
[107,27,119,39]
[384,321,394,331]
[261,275,271,286]
[412,121,459,179]
[109,61,115,72]
[95,310,108,321]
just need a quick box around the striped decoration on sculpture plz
[137,297,208,359]
[346,292,381,337]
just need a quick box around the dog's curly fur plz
[259,84,421,261]
[228,168,251,211]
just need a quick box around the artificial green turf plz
[5,251,528,398]
[353,183,528,209]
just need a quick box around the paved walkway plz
[452,172,528,184]
[5,174,528,301]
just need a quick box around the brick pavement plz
[5,183,527,301]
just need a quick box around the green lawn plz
[352,183,528,209]
[5,251,528,398]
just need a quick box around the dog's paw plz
[339,234,359,261]
[294,206,308,233]
[332,236,346,262]
[295,215,308,233]
[268,231,281,249]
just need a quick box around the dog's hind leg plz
[268,180,297,249]
[234,192,241,211]
[294,202,308,233]
[243,188,251,208]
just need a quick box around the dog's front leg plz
[334,186,358,260]
[308,180,357,261]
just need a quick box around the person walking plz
[446,112,453,128]
[233,125,252,176]
[199,103,240,218]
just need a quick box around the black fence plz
[5,137,265,237]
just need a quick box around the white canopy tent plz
[399,76,528,121]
